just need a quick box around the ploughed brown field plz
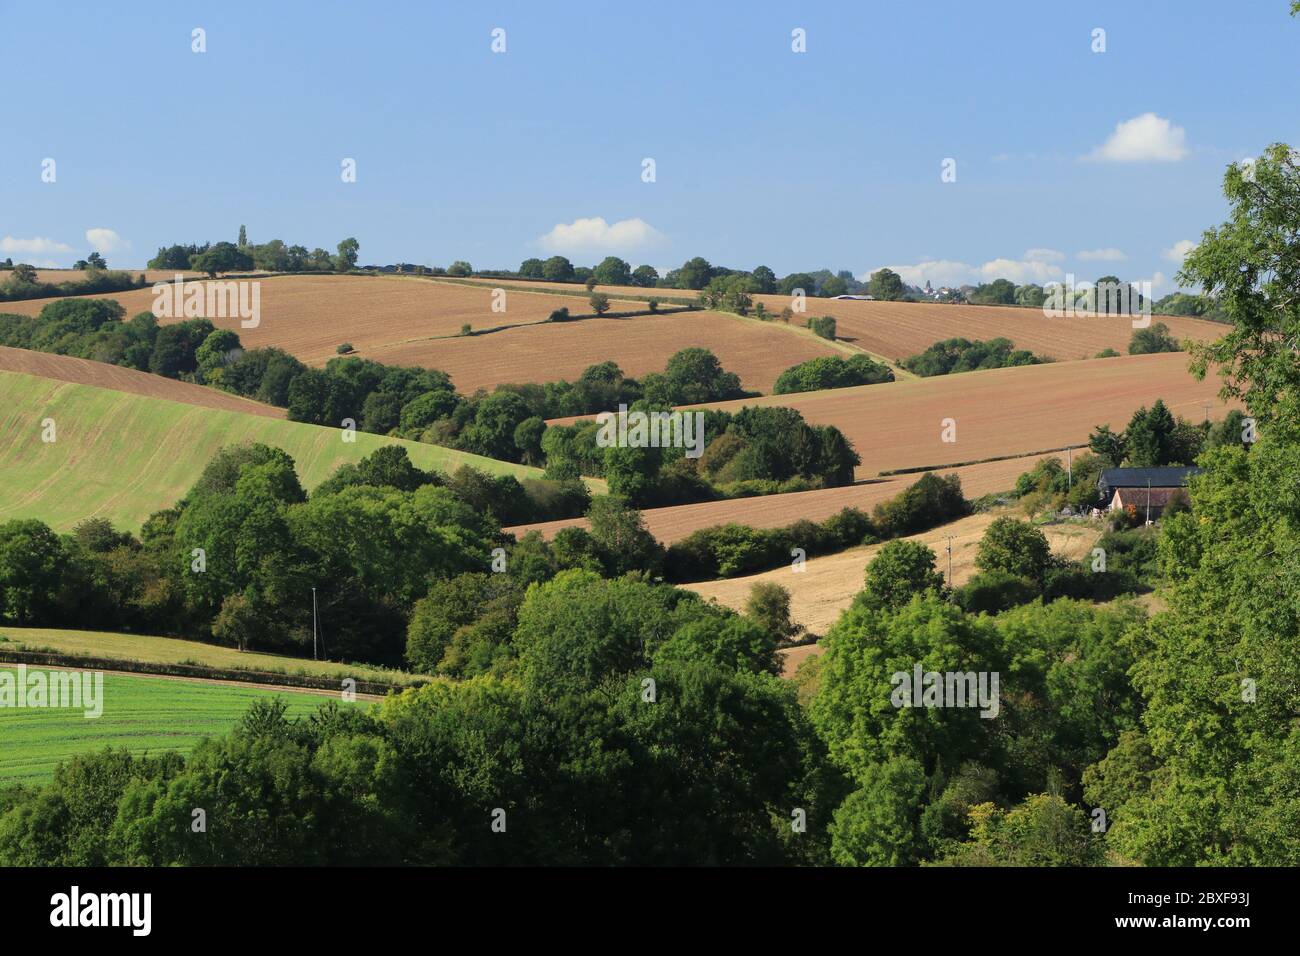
[367,308,843,395]
[453,277,1226,365]
[2,275,837,394]
[661,352,1232,481]
[505,452,1060,546]
[1,275,643,371]
[0,346,285,418]
[754,294,1226,364]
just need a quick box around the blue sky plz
[2,0,1297,294]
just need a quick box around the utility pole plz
[1067,446,1073,491]
[945,535,954,588]
[312,587,318,661]
[1203,402,1212,425]
[1146,479,1152,526]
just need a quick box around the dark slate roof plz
[1097,467,1201,492]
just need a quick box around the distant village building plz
[1097,467,1201,520]
[918,280,958,301]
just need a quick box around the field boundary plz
[408,273,703,308]
[0,346,287,419]
[368,304,700,350]
[876,446,1079,477]
[0,648,423,697]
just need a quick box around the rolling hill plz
[0,368,541,532]
[550,352,1232,482]
[0,346,285,417]
[506,451,1060,545]
[678,352,1231,480]
[2,274,844,394]
[366,306,847,395]
[750,293,1228,364]
[452,276,1227,365]
[1,273,644,367]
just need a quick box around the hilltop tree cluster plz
[902,337,1045,376]
[148,232,360,276]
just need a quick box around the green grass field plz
[0,369,542,531]
[0,627,429,687]
[0,667,360,785]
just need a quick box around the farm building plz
[1097,467,1201,519]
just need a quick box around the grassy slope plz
[0,666,358,784]
[0,627,428,686]
[0,368,542,531]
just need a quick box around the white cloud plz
[85,227,127,254]
[979,258,1064,284]
[0,236,74,255]
[863,252,1064,288]
[1076,248,1127,262]
[863,260,979,287]
[536,216,666,256]
[1132,271,1169,296]
[977,256,1060,282]
[1163,239,1196,263]
[1025,248,1065,263]
[1085,112,1188,162]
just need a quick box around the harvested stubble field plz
[676,352,1233,480]
[369,306,845,395]
[0,665,357,784]
[0,369,540,532]
[2,274,645,372]
[0,346,285,417]
[749,294,1228,364]
[685,508,1106,658]
[505,452,1058,546]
